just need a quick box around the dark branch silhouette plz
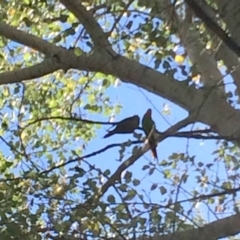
[40,140,141,175]
[22,115,144,131]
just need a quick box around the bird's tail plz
[150,147,158,160]
[151,148,158,160]
[149,137,158,160]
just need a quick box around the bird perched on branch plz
[142,109,158,160]
[103,115,140,138]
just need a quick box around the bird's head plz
[146,108,152,116]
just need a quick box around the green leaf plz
[102,79,111,88]
[151,183,157,191]
[124,171,132,183]
[159,186,167,195]
[74,47,82,56]
[132,179,140,186]
[119,184,127,192]
[124,189,136,200]
[149,168,155,175]
[142,165,149,170]
[132,145,139,155]
[163,169,171,178]
[107,194,116,203]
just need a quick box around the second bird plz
[142,109,158,160]
[103,115,140,138]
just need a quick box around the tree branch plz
[1,20,240,147]
[184,0,240,57]
[21,115,142,129]
[136,213,240,240]
[0,59,61,85]
[184,0,240,95]
[40,140,140,175]
[59,0,113,52]
[0,22,60,55]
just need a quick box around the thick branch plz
[186,0,240,95]
[0,22,60,55]
[1,42,240,141]
[185,0,240,57]
[22,116,124,129]
[137,213,240,240]
[0,22,240,146]
[0,59,61,85]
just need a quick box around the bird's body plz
[103,115,140,138]
[142,109,158,159]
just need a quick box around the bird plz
[103,115,140,138]
[142,109,158,160]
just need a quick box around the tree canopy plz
[0,0,240,239]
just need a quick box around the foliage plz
[0,0,239,240]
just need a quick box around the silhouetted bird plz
[103,115,140,138]
[142,109,158,160]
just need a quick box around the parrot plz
[103,115,140,138]
[142,109,158,160]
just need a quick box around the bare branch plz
[40,140,140,175]
[21,116,140,128]
[21,116,109,128]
